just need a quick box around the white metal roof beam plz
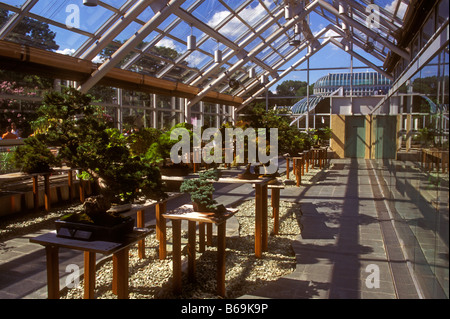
[236,37,333,112]
[185,0,276,86]
[78,0,185,93]
[0,0,38,40]
[174,8,275,74]
[236,26,331,98]
[328,37,393,80]
[318,0,409,61]
[80,0,158,61]
[325,23,386,61]
[186,0,321,108]
[74,0,139,58]
[340,0,400,35]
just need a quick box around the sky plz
[1,0,404,93]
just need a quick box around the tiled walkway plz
[242,158,421,299]
[0,158,422,299]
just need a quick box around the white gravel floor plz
[60,199,302,299]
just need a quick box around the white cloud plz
[156,38,177,50]
[92,55,105,64]
[56,48,76,56]
[186,51,206,67]
[324,29,341,50]
[384,0,408,19]
[208,0,275,38]
[56,48,106,64]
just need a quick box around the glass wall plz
[0,69,233,133]
[373,45,449,298]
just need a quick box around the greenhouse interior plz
[0,0,448,302]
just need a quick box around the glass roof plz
[0,0,412,103]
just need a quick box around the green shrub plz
[12,136,59,173]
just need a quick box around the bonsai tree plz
[127,127,161,157]
[418,127,436,148]
[316,127,332,146]
[145,122,194,166]
[180,169,220,212]
[22,87,166,206]
[12,135,59,173]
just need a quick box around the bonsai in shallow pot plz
[179,169,221,212]
[55,195,134,242]
[18,87,166,240]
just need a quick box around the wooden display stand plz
[163,205,238,297]
[30,228,151,299]
[161,176,274,258]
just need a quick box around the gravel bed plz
[61,199,303,299]
[0,162,317,299]
[0,203,84,242]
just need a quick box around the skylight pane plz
[29,0,114,33]
[0,0,25,8]
[192,0,229,28]
[217,16,248,42]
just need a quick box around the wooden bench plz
[421,148,449,173]
[0,168,88,213]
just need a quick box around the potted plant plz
[12,136,59,173]
[17,87,166,240]
[146,123,192,176]
[55,195,134,242]
[316,127,332,146]
[180,169,221,212]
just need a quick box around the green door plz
[375,116,397,159]
[345,116,366,158]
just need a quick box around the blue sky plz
[2,0,390,92]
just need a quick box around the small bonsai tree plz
[144,123,193,166]
[12,135,59,173]
[180,169,220,212]
[316,127,332,145]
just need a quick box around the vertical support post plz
[68,170,74,202]
[206,223,213,246]
[113,248,129,299]
[45,245,60,299]
[156,202,167,260]
[44,174,50,211]
[271,188,280,235]
[261,184,268,252]
[79,179,85,203]
[217,222,226,297]
[172,220,182,294]
[32,175,39,210]
[188,220,196,282]
[137,210,145,259]
[84,251,96,299]
[199,222,205,253]
[286,157,290,179]
[254,184,262,258]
